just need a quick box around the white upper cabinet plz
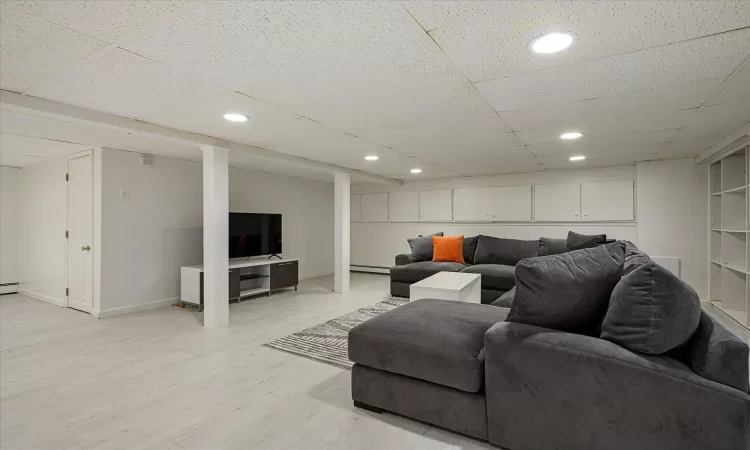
[534,183,581,222]
[388,191,420,222]
[361,193,389,222]
[419,190,453,221]
[454,186,532,221]
[581,180,635,221]
[350,194,362,222]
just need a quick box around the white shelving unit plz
[709,144,750,329]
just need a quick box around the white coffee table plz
[410,272,481,303]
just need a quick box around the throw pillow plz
[566,231,607,251]
[474,235,540,266]
[433,235,465,263]
[601,262,701,354]
[407,232,443,262]
[538,237,567,256]
[506,242,625,333]
[491,287,516,308]
[622,240,652,275]
[463,235,479,265]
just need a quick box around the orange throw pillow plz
[432,235,465,263]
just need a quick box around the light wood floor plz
[0,273,495,450]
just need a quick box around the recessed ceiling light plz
[223,113,248,122]
[410,168,422,174]
[569,155,586,161]
[530,32,575,54]
[560,131,584,140]
[364,155,379,161]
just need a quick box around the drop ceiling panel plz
[447,156,544,177]
[520,125,679,149]
[0,5,106,92]
[121,1,493,134]
[2,0,189,44]
[709,63,750,107]
[526,130,679,158]
[671,103,750,142]
[406,1,750,82]
[27,48,224,118]
[476,28,750,113]
[537,154,654,171]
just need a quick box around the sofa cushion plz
[463,235,479,265]
[538,237,567,256]
[474,235,540,266]
[623,240,652,275]
[491,286,516,308]
[507,242,625,333]
[566,231,607,251]
[407,232,443,262]
[601,262,701,354]
[672,311,750,393]
[348,299,510,393]
[390,261,468,284]
[460,264,516,291]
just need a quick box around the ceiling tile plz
[476,28,750,112]
[708,62,750,107]
[537,154,652,171]
[27,48,224,118]
[520,123,680,148]
[0,5,106,92]
[447,156,544,177]
[526,129,679,158]
[671,102,750,142]
[3,0,189,44]
[406,1,750,81]
[121,1,493,134]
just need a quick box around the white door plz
[350,194,362,222]
[534,183,581,222]
[388,192,419,222]
[419,190,453,221]
[581,180,635,221]
[361,193,388,222]
[67,154,94,313]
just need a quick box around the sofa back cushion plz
[474,235,540,266]
[507,242,625,333]
[538,237,567,256]
[566,231,607,251]
[672,311,749,393]
[622,240,652,275]
[601,262,701,355]
[407,232,443,262]
[463,235,479,265]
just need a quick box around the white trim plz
[696,123,750,164]
[93,297,178,318]
[18,289,66,307]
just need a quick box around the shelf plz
[240,287,269,297]
[240,274,269,281]
[711,260,722,265]
[724,186,748,194]
[724,264,749,275]
[710,301,748,327]
[711,191,722,196]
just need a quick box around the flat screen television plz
[228,213,282,258]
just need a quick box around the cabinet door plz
[534,183,581,222]
[270,261,298,290]
[388,191,419,222]
[419,190,452,221]
[454,186,531,221]
[453,187,491,221]
[350,194,362,222]
[581,180,635,221]
[361,193,388,222]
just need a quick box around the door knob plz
[81,246,91,251]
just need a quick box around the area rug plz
[262,297,408,370]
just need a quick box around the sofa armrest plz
[394,254,412,266]
[484,321,750,450]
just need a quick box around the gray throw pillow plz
[491,287,516,308]
[622,240,652,275]
[506,242,625,333]
[474,235,540,266]
[566,231,607,251]
[601,262,700,354]
[407,232,443,262]
[538,237,567,256]
[463,235,479,265]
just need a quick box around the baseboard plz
[18,289,66,307]
[351,266,389,275]
[95,297,177,318]
[299,270,334,281]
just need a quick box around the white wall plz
[229,167,334,280]
[0,167,20,284]
[636,158,708,299]
[99,148,203,315]
[351,166,638,268]
[17,158,68,305]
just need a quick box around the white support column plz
[334,172,351,293]
[201,145,230,329]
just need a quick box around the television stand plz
[267,254,282,260]
[180,258,299,310]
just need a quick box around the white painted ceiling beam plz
[0,90,403,186]
[696,122,750,164]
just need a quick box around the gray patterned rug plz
[262,297,408,370]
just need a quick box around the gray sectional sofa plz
[391,235,568,303]
[353,241,750,449]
